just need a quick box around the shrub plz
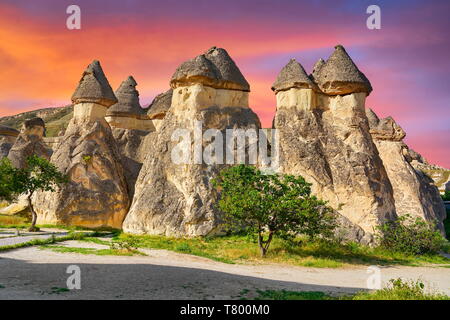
[376,214,445,255]
[442,190,450,201]
[352,278,449,300]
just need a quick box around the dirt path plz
[0,241,449,299]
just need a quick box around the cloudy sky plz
[0,0,449,167]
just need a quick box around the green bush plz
[442,190,450,201]
[376,214,445,255]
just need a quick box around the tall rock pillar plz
[273,45,397,240]
[123,47,261,236]
[33,60,130,229]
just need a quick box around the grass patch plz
[39,244,145,256]
[117,233,450,268]
[0,232,89,252]
[250,279,450,300]
[0,214,29,229]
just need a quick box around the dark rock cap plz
[365,108,380,128]
[0,125,19,137]
[24,117,45,129]
[147,89,173,120]
[71,60,118,107]
[170,47,250,92]
[311,58,325,81]
[271,59,318,92]
[316,45,372,95]
[106,76,144,118]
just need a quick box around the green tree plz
[442,190,450,201]
[13,155,67,232]
[214,165,336,257]
[0,158,21,201]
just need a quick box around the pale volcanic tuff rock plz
[7,118,52,168]
[106,76,153,197]
[273,48,396,240]
[366,108,446,233]
[33,61,129,229]
[123,47,260,236]
[0,125,19,158]
[315,45,372,96]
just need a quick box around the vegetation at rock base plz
[0,155,67,232]
[442,190,450,201]
[213,165,336,257]
[247,279,449,300]
[114,233,450,268]
[376,214,447,255]
[0,158,21,201]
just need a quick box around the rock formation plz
[273,46,397,241]
[33,60,129,229]
[366,108,446,233]
[7,118,52,168]
[106,76,153,197]
[123,47,261,236]
[147,89,173,131]
[105,76,154,131]
[0,125,19,158]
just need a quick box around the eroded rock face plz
[111,128,151,198]
[7,118,52,168]
[33,60,129,229]
[123,47,260,236]
[273,47,396,240]
[366,108,446,233]
[0,125,19,158]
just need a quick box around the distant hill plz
[0,105,73,137]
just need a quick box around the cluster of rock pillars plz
[0,45,445,243]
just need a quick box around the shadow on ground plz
[0,254,364,300]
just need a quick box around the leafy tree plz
[214,165,336,257]
[0,158,21,201]
[13,155,67,232]
[442,190,450,202]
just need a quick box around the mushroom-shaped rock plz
[71,60,118,107]
[170,47,250,91]
[7,117,51,168]
[316,45,372,95]
[147,89,173,120]
[106,76,144,118]
[271,59,317,92]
